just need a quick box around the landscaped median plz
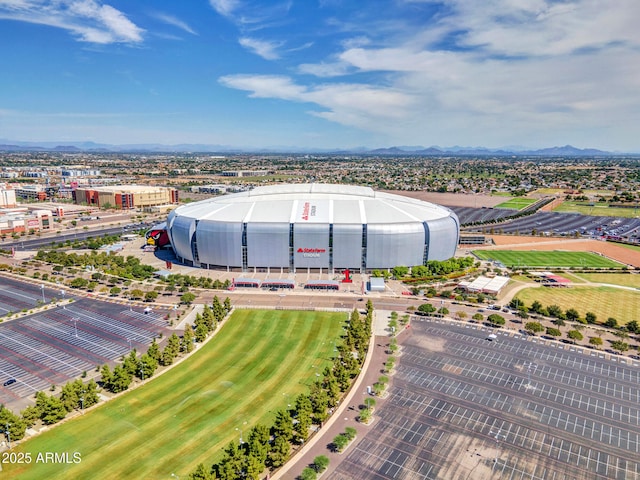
[1,309,344,479]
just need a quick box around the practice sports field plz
[553,201,640,218]
[573,273,640,288]
[473,250,624,268]
[494,197,537,210]
[514,286,640,326]
[4,309,344,480]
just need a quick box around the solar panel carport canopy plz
[167,184,459,271]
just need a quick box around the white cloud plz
[220,0,640,149]
[435,0,640,57]
[219,74,413,133]
[238,37,281,60]
[209,0,240,18]
[151,12,197,36]
[0,0,143,44]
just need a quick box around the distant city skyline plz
[1,1,639,151]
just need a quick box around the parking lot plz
[331,319,640,479]
[0,278,172,412]
[464,210,640,240]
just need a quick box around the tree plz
[585,312,597,324]
[138,353,157,379]
[300,467,317,480]
[267,435,290,469]
[109,365,133,392]
[35,391,67,425]
[589,337,603,348]
[417,303,436,314]
[181,325,195,353]
[161,333,181,366]
[487,314,506,327]
[524,322,544,335]
[456,311,468,321]
[626,320,639,334]
[547,304,563,318]
[545,327,561,337]
[530,300,544,314]
[180,292,196,305]
[610,340,629,352]
[123,349,139,376]
[566,330,583,344]
[147,339,161,362]
[333,433,349,452]
[565,308,580,321]
[605,317,618,328]
[129,288,144,300]
[391,266,409,278]
[313,455,330,473]
[110,286,122,296]
[272,408,293,442]
[144,291,159,302]
[472,313,483,322]
[188,463,213,480]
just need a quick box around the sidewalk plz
[272,315,409,479]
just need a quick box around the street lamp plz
[41,284,45,303]
[489,429,505,466]
[3,423,10,449]
[73,318,78,338]
[79,396,84,415]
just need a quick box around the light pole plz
[73,318,78,338]
[3,423,10,449]
[79,396,84,415]
[41,284,45,303]
[128,338,132,351]
[489,429,505,467]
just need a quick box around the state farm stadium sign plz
[297,247,326,258]
[301,202,316,221]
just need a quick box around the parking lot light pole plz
[41,284,45,303]
[80,396,84,415]
[4,423,10,449]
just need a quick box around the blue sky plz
[0,0,639,151]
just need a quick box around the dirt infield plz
[478,236,640,268]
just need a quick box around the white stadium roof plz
[174,183,454,224]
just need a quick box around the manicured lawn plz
[553,201,640,218]
[575,273,640,288]
[473,250,624,269]
[4,309,344,480]
[494,197,537,210]
[515,286,640,326]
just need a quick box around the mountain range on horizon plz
[0,140,635,156]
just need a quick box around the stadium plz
[166,184,459,272]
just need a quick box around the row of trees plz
[100,297,231,394]
[0,379,100,443]
[0,296,234,448]
[35,250,156,281]
[509,298,639,334]
[189,302,374,480]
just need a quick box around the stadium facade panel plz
[166,184,459,272]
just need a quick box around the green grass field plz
[4,309,344,480]
[515,286,640,326]
[494,197,537,210]
[574,273,640,288]
[473,250,624,268]
[553,201,640,218]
